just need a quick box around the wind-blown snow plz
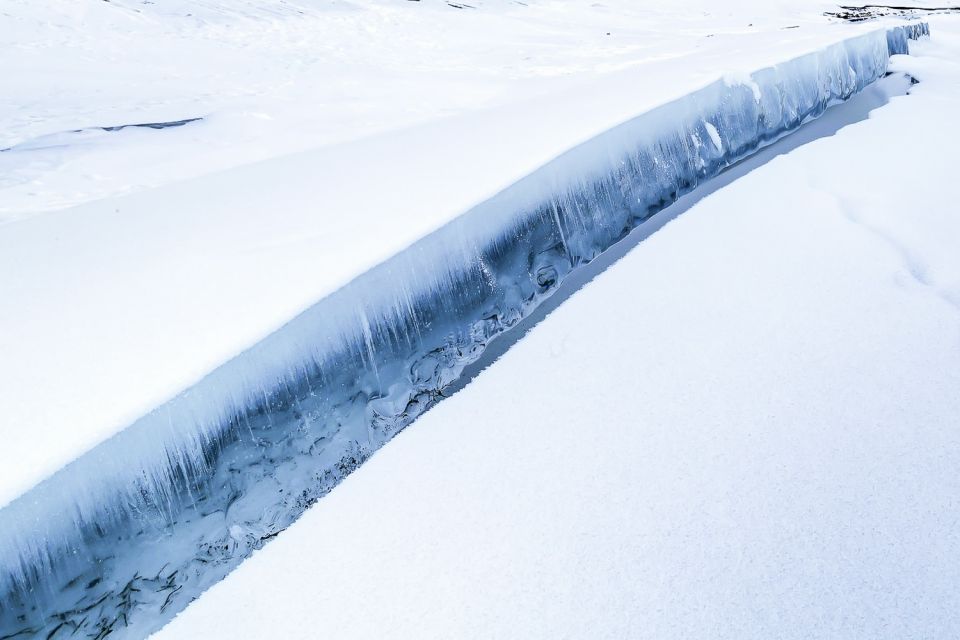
[1,0,866,220]
[155,18,960,638]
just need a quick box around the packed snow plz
[155,17,960,638]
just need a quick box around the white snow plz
[154,16,960,639]
[0,1,889,508]
[0,0,864,220]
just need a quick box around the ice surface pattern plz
[0,25,924,639]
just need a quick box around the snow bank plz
[0,0,866,220]
[0,23,927,639]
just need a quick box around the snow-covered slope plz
[155,18,960,638]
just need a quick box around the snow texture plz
[0,21,927,639]
[0,0,877,221]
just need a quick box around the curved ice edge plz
[0,23,927,639]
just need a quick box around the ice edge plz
[0,23,928,639]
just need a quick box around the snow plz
[0,0,949,635]
[1,25,916,635]
[1,0,864,220]
[154,16,960,639]
[0,0,886,511]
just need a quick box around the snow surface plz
[0,0,877,219]
[155,17,960,639]
[2,27,915,635]
[0,0,866,220]
[0,1,890,509]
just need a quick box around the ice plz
[0,23,928,639]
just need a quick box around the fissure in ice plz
[0,25,926,640]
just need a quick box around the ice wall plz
[0,24,927,639]
[888,21,930,53]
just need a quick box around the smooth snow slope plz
[0,2,888,509]
[0,0,868,218]
[156,18,960,639]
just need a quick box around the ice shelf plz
[0,23,927,640]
